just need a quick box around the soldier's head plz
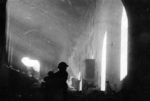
[58,62,68,71]
[47,71,54,76]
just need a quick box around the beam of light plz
[77,72,82,91]
[7,7,10,64]
[7,6,14,66]
[79,79,82,91]
[21,57,40,72]
[120,7,128,81]
[101,31,107,91]
[77,72,81,80]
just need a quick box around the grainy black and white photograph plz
[0,0,150,101]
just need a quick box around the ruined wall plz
[68,0,124,90]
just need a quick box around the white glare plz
[101,31,107,91]
[21,57,40,72]
[78,72,82,91]
[120,7,128,81]
[79,79,82,91]
[91,54,94,59]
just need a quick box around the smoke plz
[6,0,127,92]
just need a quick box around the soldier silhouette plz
[54,62,68,101]
[43,71,54,101]
[43,62,68,101]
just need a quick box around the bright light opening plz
[120,7,128,81]
[21,57,40,72]
[101,31,107,91]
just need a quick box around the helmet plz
[58,62,68,70]
[48,71,54,76]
